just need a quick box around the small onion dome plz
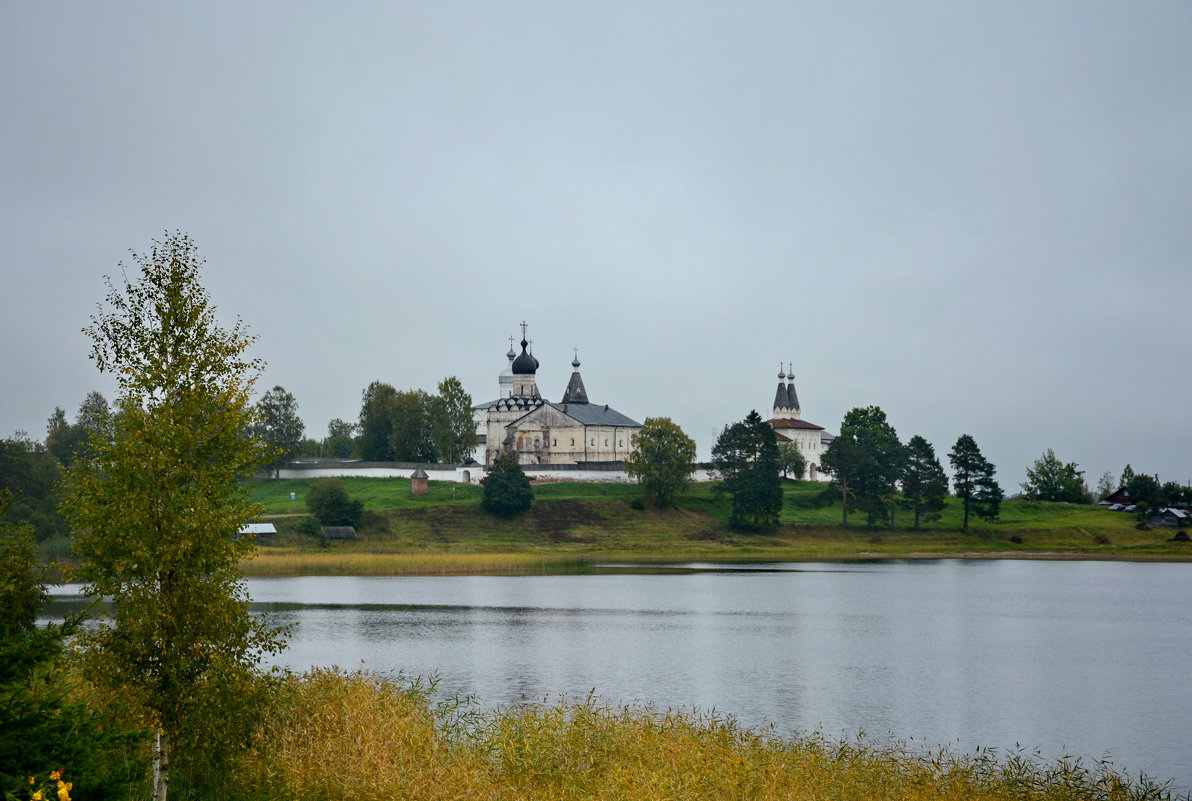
[512,339,538,374]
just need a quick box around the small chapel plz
[767,365,832,481]
[473,326,642,466]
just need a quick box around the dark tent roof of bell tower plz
[561,354,589,404]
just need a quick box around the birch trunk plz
[152,729,169,801]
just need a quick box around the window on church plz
[604,440,608,446]
[570,438,574,446]
[591,439,595,446]
[552,439,556,446]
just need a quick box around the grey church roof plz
[786,380,800,411]
[773,378,789,410]
[549,402,640,427]
[561,357,589,404]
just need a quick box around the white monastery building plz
[766,364,833,481]
[473,326,643,466]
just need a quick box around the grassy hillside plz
[240,477,1191,574]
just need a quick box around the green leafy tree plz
[625,417,697,508]
[776,442,808,480]
[358,380,399,461]
[818,433,862,526]
[45,392,113,466]
[304,478,365,527]
[949,434,1003,532]
[255,385,305,477]
[389,389,436,462]
[1094,471,1116,501]
[711,411,782,530]
[899,435,948,529]
[1125,472,1164,512]
[0,434,65,540]
[430,376,478,463]
[296,437,322,457]
[45,406,77,462]
[76,390,113,452]
[818,406,902,528]
[61,232,285,801]
[482,452,534,517]
[324,418,357,459]
[1022,449,1087,503]
[1162,481,1189,505]
[0,492,142,799]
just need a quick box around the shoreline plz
[239,547,1192,577]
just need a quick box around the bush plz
[482,454,533,517]
[305,479,365,527]
[1,499,143,799]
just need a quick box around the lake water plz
[51,559,1192,792]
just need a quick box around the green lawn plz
[242,476,1190,564]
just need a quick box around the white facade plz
[473,332,642,468]
[767,367,829,481]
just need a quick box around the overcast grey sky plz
[2,2,1189,488]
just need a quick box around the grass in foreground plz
[237,667,1182,801]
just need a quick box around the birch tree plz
[625,416,697,508]
[63,232,284,801]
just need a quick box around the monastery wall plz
[272,460,718,484]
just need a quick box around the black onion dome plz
[512,339,538,374]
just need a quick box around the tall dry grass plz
[240,550,590,576]
[237,668,1180,801]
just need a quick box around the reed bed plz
[240,549,591,576]
[236,668,1181,801]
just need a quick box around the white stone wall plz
[278,463,722,484]
[276,465,478,482]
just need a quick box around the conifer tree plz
[948,434,1003,532]
[899,435,948,529]
[711,410,782,530]
[820,406,902,528]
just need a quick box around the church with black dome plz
[472,325,642,466]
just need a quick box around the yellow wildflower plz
[32,792,43,801]
[57,780,72,801]
[49,770,61,781]
[29,777,36,785]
